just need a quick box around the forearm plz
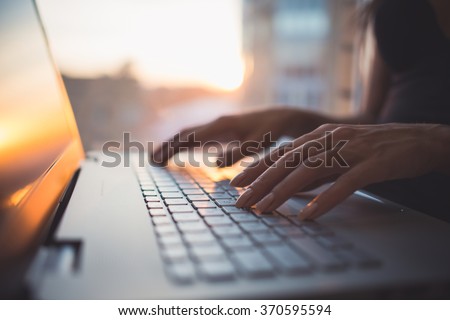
[430,124,450,175]
[327,111,378,125]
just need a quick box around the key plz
[172,214,200,223]
[158,235,183,246]
[203,186,224,193]
[160,192,184,199]
[152,176,172,181]
[218,183,233,190]
[178,183,199,189]
[155,181,177,187]
[152,216,172,225]
[183,232,216,245]
[208,192,230,199]
[260,216,291,227]
[178,222,208,233]
[264,244,313,274]
[198,260,235,281]
[274,226,306,237]
[147,202,163,209]
[187,195,210,201]
[239,222,269,233]
[192,201,217,209]
[149,209,168,216]
[212,226,243,238]
[300,223,332,236]
[230,213,258,223]
[250,232,282,245]
[158,187,179,192]
[203,216,233,227]
[161,245,189,262]
[183,189,205,195]
[222,206,251,214]
[197,182,216,188]
[231,250,275,278]
[221,236,254,250]
[165,198,188,205]
[167,262,195,284]
[141,185,157,191]
[168,204,195,213]
[143,190,158,197]
[154,224,178,235]
[152,175,171,180]
[215,199,236,206]
[145,195,160,202]
[190,245,225,260]
[288,237,347,271]
[174,177,194,184]
[216,180,231,186]
[227,189,244,196]
[198,209,225,217]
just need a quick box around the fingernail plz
[299,202,318,220]
[246,160,259,168]
[235,188,254,207]
[230,171,247,186]
[255,193,275,214]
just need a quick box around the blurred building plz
[63,64,150,150]
[63,65,237,149]
[242,0,359,116]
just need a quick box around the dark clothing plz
[374,0,450,125]
[366,0,450,222]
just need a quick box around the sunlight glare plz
[37,0,244,91]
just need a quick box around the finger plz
[150,128,199,166]
[217,128,277,168]
[229,141,293,183]
[235,141,341,210]
[216,144,254,168]
[253,153,347,213]
[233,131,331,192]
[151,119,230,165]
[230,125,339,187]
[298,163,374,220]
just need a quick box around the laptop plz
[1,0,450,299]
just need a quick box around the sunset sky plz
[37,0,244,91]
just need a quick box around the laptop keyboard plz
[135,165,380,284]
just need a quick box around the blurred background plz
[37,0,363,150]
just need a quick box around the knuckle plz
[333,126,355,137]
[215,115,232,124]
[303,155,323,168]
[280,150,300,169]
[179,128,194,137]
[317,123,337,132]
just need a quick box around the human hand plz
[151,108,325,167]
[230,123,450,220]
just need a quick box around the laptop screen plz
[0,0,77,214]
